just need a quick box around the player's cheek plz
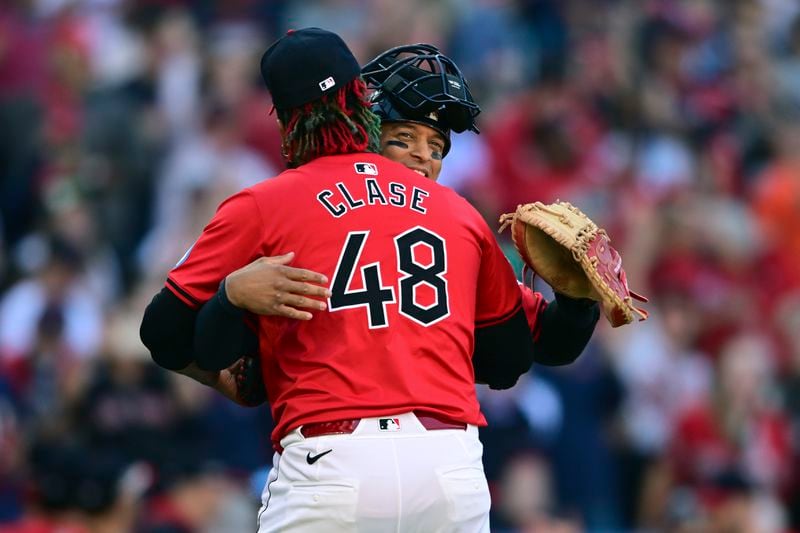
[429,159,443,182]
[381,142,408,162]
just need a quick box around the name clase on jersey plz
[317,178,429,218]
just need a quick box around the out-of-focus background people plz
[1,0,799,531]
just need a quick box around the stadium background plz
[1,0,799,531]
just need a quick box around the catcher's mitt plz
[500,201,648,327]
[230,355,267,407]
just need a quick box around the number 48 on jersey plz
[329,226,450,328]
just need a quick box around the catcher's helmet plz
[361,44,481,156]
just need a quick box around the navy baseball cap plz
[260,28,361,111]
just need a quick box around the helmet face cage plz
[369,93,453,156]
[362,44,481,136]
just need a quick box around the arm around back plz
[193,279,258,372]
[473,306,536,389]
[533,292,600,365]
[470,208,538,390]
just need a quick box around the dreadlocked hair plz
[277,77,382,168]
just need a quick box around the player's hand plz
[178,361,264,407]
[212,357,267,407]
[228,355,267,407]
[225,252,331,320]
[212,367,240,404]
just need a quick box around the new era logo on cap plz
[319,76,335,91]
[354,162,378,175]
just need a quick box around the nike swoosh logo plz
[306,449,333,465]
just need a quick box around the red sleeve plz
[519,283,546,341]
[475,227,523,327]
[166,190,264,308]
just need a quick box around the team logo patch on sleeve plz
[379,418,400,431]
[355,162,378,175]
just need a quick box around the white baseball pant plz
[256,411,490,532]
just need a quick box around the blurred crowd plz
[0,0,799,531]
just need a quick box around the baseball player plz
[204,44,600,374]
[141,28,537,532]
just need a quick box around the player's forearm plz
[473,306,536,390]
[194,278,258,371]
[533,292,599,365]
[140,287,198,370]
[140,285,255,400]
[176,361,219,385]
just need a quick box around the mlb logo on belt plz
[379,418,400,431]
[354,162,378,175]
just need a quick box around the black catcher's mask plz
[361,44,481,156]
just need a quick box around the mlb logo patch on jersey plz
[379,418,400,431]
[354,162,378,175]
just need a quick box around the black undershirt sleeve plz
[472,306,537,390]
[140,287,198,371]
[533,292,600,366]
[194,279,258,371]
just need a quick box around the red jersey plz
[168,153,522,445]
